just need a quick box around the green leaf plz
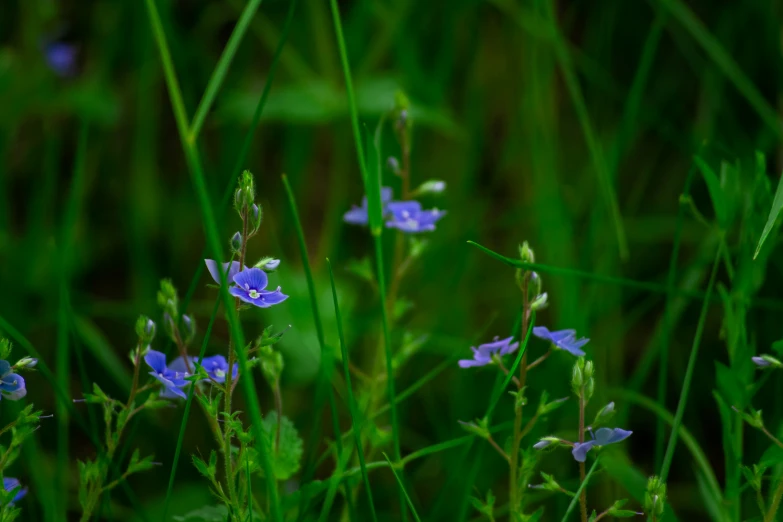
[258,324,289,347]
[345,257,375,284]
[256,412,304,480]
[172,505,230,521]
[755,163,783,259]
[695,156,729,228]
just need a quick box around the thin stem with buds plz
[509,275,530,516]
[579,387,588,522]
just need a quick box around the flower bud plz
[14,357,38,370]
[234,170,256,213]
[0,338,11,361]
[519,241,535,264]
[135,315,156,344]
[753,355,782,368]
[530,292,549,311]
[593,402,615,427]
[387,156,400,174]
[251,203,262,230]
[254,257,280,271]
[533,436,561,450]
[571,360,584,397]
[230,232,243,254]
[162,312,176,342]
[413,179,447,196]
[182,315,196,345]
[644,476,666,517]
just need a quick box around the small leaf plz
[695,156,729,228]
[754,162,783,259]
[254,412,304,480]
[345,257,375,283]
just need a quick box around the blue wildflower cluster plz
[458,242,638,520]
[344,187,446,233]
[0,339,40,520]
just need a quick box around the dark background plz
[2,0,783,520]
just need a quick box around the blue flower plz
[344,187,394,226]
[204,260,247,286]
[2,477,27,505]
[533,326,589,357]
[199,355,237,384]
[0,360,26,401]
[385,201,446,233]
[458,336,519,368]
[144,350,191,400]
[572,427,632,462]
[44,41,77,77]
[229,268,288,309]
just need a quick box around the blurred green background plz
[3,0,783,520]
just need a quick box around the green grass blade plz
[543,0,627,259]
[162,297,221,521]
[188,0,264,141]
[327,259,378,522]
[327,2,404,517]
[616,389,723,508]
[382,453,423,522]
[659,243,722,482]
[144,0,281,519]
[55,118,88,517]
[282,174,350,520]
[658,0,782,139]
[654,161,697,470]
[754,167,783,259]
[694,156,728,228]
[560,457,600,522]
[71,316,133,391]
[179,0,298,314]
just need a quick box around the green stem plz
[578,393,587,522]
[144,0,281,518]
[765,475,783,522]
[659,242,722,482]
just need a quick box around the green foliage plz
[252,412,303,481]
[173,505,229,522]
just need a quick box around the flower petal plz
[205,260,245,285]
[144,350,168,374]
[3,477,27,504]
[0,360,10,377]
[606,428,633,445]
[344,206,369,226]
[258,288,289,306]
[0,374,26,400]
[233,267,268,291]
[572,440,597,462]
[168,356,194,374]
[458,358,487,368]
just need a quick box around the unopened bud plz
[519,241,535,264]
[182,315,196,345]
[14,357,38,370]
[230,232,243,254]
[530,292,549,311]
[387,156,400,173]
[255,257,280,271]
[135,316,156,344]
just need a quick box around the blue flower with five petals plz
[0,360,26,401]
[344,187,394,226]
[144,350,191,400]
[532,326,589,357]
[200,355,238,384]
[571,427,632,462]
[229,268,288,309]
[458,336,519,368]
[385,201,446,233]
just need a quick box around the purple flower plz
[0,360,26,401]
[385,201,446,233]
[343,187,394,226]
[533,326,589,357]
[144,350,191,400]
[572,427,632,462]
[3,477,27,505]
[204,260,247,286]
[229,268,288,308]
[458,336,519,368]
[44,41,77,77]
[199,355,238,384]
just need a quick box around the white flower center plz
[248,289,260,299]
